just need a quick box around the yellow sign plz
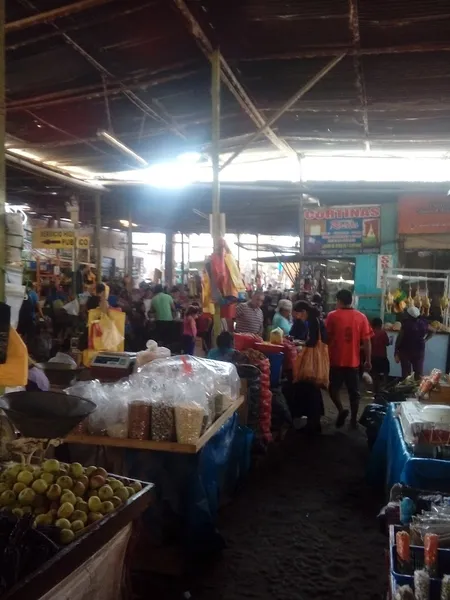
[32,229,90,250]
[76,236,90,249]
[33,229,75,249]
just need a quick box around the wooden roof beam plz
[172,0,296,159]
[6,0,118,32]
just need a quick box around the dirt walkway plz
[192,400,386,600]
[134,398,387,600]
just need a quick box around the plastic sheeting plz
[39,525,132,600]
[368,404,450,493]
[124,414,253,555]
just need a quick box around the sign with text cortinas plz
[303,205,381,256]
[398,196,450,234]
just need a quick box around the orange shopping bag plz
[293,333,329,389]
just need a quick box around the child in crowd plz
[182,305,199,355]
[371,317,391,391]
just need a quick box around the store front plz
[304,204,384,314]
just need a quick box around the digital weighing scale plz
[90,351,137,381]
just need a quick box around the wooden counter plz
[65,396,244,455]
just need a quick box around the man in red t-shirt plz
[325,289,372,428]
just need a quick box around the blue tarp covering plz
[368,403,450,492]
[124,414,253,554]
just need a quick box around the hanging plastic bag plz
[293,333,329,389]
[63,299,80,316]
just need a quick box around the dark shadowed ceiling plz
[5,0,450,233]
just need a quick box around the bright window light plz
[8,148,43,161]
[119,220,138,227]
[177,151,202,164]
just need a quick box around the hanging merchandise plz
[385,284,394,314]
[422,284,431,317]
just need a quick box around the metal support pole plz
[0,0,5,303]
[298,157,306,292]
[181,233,185,285]
[94,193,102,281]
[237,233,241,268]
[211,48,222,341]
[256,234,259,289]
[127,209,133,277]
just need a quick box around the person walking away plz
[371,317,390,392]
[151,284,175,321]
[395,306,432,380]
[235,292,264,336]
[326,289,372,428]
[208,331,236,362]
[182,305,199,355]
[287,301,327,434]
[270,299,293,336]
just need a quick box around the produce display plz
[66,356,240,445]
[0,460,142,547]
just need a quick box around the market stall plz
[0,390,153,600]
[56,356,252,554]
[381,268,450,376]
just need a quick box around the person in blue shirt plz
[270,299,292,336]
[207,332,236,362]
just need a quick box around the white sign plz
[377,254,393,289]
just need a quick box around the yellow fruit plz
[130,481,142,494]
[87,512,103,524]
[126,486,135,498]
[101,501,115,514]
[72,482,85,497]
[3,465,21,480]
[114,487,129,503]
[92,467,108,479]
[75,499,89,513]
[85,466,97,477]
[77,475,89,488]
[41,472,54,485]
[88,496,102,513]
[46,484,62,501]
[18,488,36,506]
[17,471,34,486]
[12,507,23,518]
[42,460,60,474]
[108,479,123,492]
[71,519,85,532]
[57,502,74,519]
[0,483,10,494]
[110,496,122,509]
[32,479,48,495]
[56,476,73,491]
[0,490,16,506]
[98,485,113,501]
[69,463,84,479]
[55,518,71,529]
[34,513,52,527]
[33,469,42,480]
[60,529,75,545]
[89,475,105,490]
[12,482,26,495]
[61,491,77,506]
[71,510,88,524]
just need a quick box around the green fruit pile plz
[0,460,142,545]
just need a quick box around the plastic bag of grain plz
[175,386,208,444]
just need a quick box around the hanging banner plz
[376,254,393,289]
[303,205,381,255]
[398,196,450,234]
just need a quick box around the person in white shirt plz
[48,339,76,367]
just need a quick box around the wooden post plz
[95,193,102,281]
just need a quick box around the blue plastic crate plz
[391,544,450,598]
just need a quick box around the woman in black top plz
[284,301,327,434]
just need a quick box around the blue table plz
[368,403,450,493]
